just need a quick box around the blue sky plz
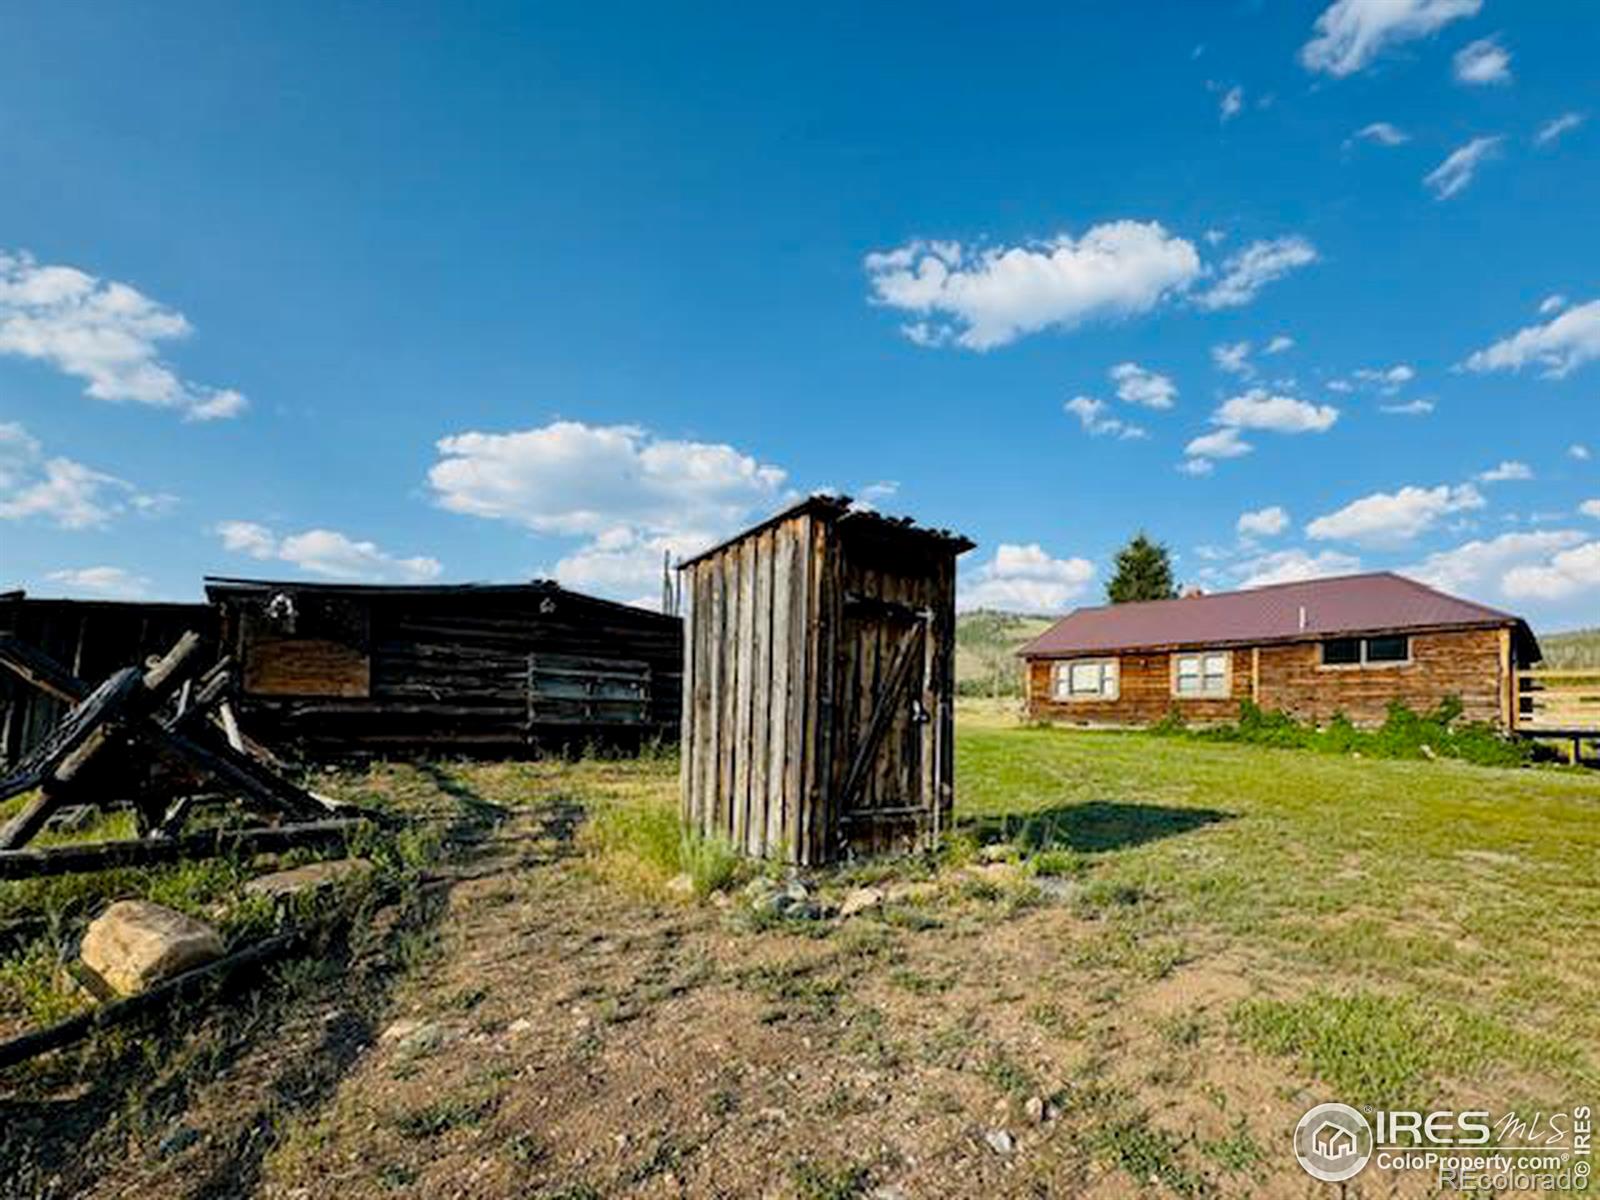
[1,1,1597,630]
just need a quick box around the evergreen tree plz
[1106,532,1177,604]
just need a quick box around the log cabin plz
[1020,572,1541,731]
[205,577,682,759]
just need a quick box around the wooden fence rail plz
[1517,670,1600,764]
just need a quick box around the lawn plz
[2,706,1597,1198]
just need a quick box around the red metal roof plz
[1020,572,1533,658]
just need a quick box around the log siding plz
[1026,626,1514,730]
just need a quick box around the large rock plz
[80,901,224,995]
[244,857,374,900]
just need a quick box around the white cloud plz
[1352,363,1416,394]
[1539,294,1568,315]
[1214,389,1340,434]
[550,526,710,604]
[1212,340,1253,376]
[1351,121,1409,146]
[1476,460,1533,483]
[1185,426,1253,461]
[43,566,151,599]
[217,520,279,558]
[214,521,441,583]
[1571,444,1592,461]
[1219,85,1244,122]
[1380,398,1436,415]
[853,480,900,510]
[0,250,246,421]
[1238,505,1291,537]
[429,419,794,601]
[1423,136,1502,199]
[1307,483,1486,548]
[1109,362,1177,409]
[1535,112,1585,147]
[1301,0,1481,77]
[0,421,167,530]
[1236,548,1362,589]
[1452,36,1511,85]
[1580,500,1600,520]
[863,223,1203,350]
[1193,236,1318,310]
[1264,335,1295,354]
[1464,299,1600,379]
[1502,541,1600,600]
[1404,530,1585,593]
[430,421,786,536]
[960,543,1096,613]
[1065,395,1146,440]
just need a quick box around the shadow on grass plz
[961,801,1232,854]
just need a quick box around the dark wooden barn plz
[0,592,216,769]
[678,496,973,865]
[204,578,682,759]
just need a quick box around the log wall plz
[215,585,681,758]
[0,597,215,769]
[1026,626,1512,729]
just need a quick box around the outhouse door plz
[837,596,938,852]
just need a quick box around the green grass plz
[956,708,1600,1104]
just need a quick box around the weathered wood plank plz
[748,527,774,856]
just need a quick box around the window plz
[1321,635,1411,668]
[1364,635,1410,663]
[1054,659,1118,701]
[1173,651,1230,698]
[1321,637,1361,666]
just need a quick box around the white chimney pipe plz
[1298,605,1307,632]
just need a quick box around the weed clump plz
[1153,698,1532,768]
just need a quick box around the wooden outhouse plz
[677,496,973,864]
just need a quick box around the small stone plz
[80,901,224,996]
[390,1020,451,1057]
[1023,1095,1047,1124]
[781,880,811,904]
[244,858,373,900]
[838,887,885,919]
[979,844,1015,863]
[666,872,695,897]
[157,1125,200,1157]
[984,1128,1015,1156]
[1032,877,1079,902]
[507,1017,535,1035]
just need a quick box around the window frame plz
[1319,634,1413,670]
[1052,658,1120,702]
[1170,649,1232,699]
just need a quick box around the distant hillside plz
[1539,628,1600,669]
[955,609,1055,697]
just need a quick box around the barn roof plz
[202,577,676,622]
[676,494,974,569]
[1020,572,1540,660]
